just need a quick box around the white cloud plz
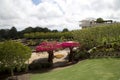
[0,0,120,31]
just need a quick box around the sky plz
[0,0,120,31]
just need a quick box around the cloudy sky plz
[0,0,120,31]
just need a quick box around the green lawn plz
[30,58,120,80]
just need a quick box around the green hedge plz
[24,32,73,40]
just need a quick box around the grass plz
[30,58,120,80]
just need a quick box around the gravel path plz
[28,48,70,64]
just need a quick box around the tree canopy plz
[0,40,31,77]
[96,18,104,23]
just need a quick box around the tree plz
[0,40,31,78]
[33,27,43,32]
[8,27,18,39]
[0,29,6,39]
[22,27,33,33]
[61,41,80,62]
[96,18,104,23]
[36,41,61,64]
[52,29,58,32]
[62,28,69,32]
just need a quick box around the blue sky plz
[32,0,41,5]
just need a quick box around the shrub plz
[0,40,31,77]
[74,48,90,61]
[24,32,73,40]
[88,42,120,58]
[72,23,120,51]
[29,59,52,70]
[0,64,28,74]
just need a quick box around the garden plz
[0,23,120,80]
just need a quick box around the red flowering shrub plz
[61,41,80,48]
[35,41,80,63]
[35,41,62,63]
[61,41,80,62]
[36,41,62,52]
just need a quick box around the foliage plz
[74,50,90,61]
[0,64,28,74]
[72,23,120,51]
[26,39,38,46]
[0,26,67,40]
[96,18,104,23]
[29,60,52,70]
[62,28,69,32]
[8,27,18,39]
[88,42,120,58]
[0,40,31,77]
[24,32,73,40]
[0,27,18,39]
[52,29,58,32]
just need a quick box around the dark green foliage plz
[74,47,90,61]
[62,28,69,32]
[0,64,28,74]
[29,59,52,70]
[8,27,18,39]
[74,51,90,61]
[22,27,51,33]
[96,18,104,23]
[0,40,31,76]
[52,29,58,32]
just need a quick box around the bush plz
[29,60,52,70]
[88,42,120,58]
[0,64,28,74]
[74,49,90,61]
[24,32,73,40]
[0,40,31,77]
[72,23,120,51]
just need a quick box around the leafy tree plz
[52,29,58,32]
[42,27,51,32]
[8,27,18,39]
[96,18,104,23]
[62,28,69,32]
[0,29,10,39]
[22,27,33,33]
[0,29,6,39]
[0,40,31,78]
[36,41,61,64]
[33,27,43,32]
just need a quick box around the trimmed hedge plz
[24,32,73,40]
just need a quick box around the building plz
[80,19,113,29]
